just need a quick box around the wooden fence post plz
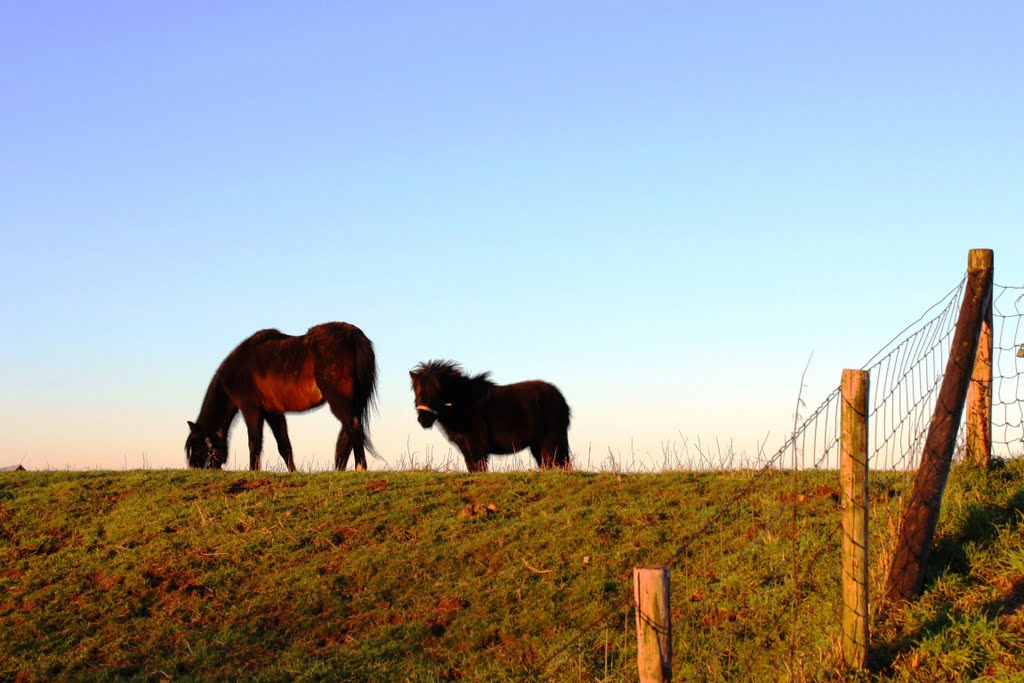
[966,249,994,467]
[841,369,869,670]
[634,566,672,683]
[885,248,994,602]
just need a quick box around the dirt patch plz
[142,562,209,595]
[458,503,497,519]
[330,525,365,547]
[779,484,840,505]
[226,479,275,495]
[428,596,469,636]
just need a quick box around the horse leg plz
[335,423,364,473]
[266,413,296,472]
[333,421,368,470]
[335,427,353,471]
[240,407,265,471]
[315,362,369,471]
[324,396,366,471]
[350,415,368,471]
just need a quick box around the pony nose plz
[416,404,437,416]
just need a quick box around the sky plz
[1,2,1022,472]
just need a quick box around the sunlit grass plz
[0,459,1020,681]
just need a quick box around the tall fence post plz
[634,566,672,683]
[966,249,994,467]
[841,369,869,670]
[885,248,994,602]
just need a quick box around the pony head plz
[185,420,228,469]
[409,360,493,429]
[409,361,458,428]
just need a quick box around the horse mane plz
[195,370,233,437]
[197,329,288,431]
[412,359,494,402]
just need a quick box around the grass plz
[870,457,1024,681]
[0,459,1021,682]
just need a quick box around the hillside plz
[1,463,1021,681]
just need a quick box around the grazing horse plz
[409,360,571,472]
[185,322,377,471]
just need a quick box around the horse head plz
[185,420,228,469]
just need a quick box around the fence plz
[531,249,1022,681]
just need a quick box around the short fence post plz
[840,369,869,670]
[634,566,672,682]
[966,249,994,467]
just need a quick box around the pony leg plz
[535,438,572,470]
[240,407,265,471]
[461,447,488,473]
[554,437,572,470]
[266,413,296,472]
[449,434,488,472]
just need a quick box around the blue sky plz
[1,2,1021,470]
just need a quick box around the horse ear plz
[187,420,198,433]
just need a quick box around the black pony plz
[409,360,571,472]
[185,322,377,471]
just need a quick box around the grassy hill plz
[1,461,1021,682]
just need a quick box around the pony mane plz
[412,360,495,401]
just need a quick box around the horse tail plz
[351,325,379,456]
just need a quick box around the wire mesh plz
[993,283,1024,459]
[532,268,1024,681]
[862,276,967,472]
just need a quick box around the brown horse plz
[409,360,571,472]
[185,322,377,471]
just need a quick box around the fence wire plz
[993,283,1024,459]
[862,276,968,471]
[532,270,1024,681]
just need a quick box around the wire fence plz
[533,271,1024,681]
[862,277,967,471]
[993,283,1024,459]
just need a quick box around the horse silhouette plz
[186,322,377,471]
[410,360,571,472]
